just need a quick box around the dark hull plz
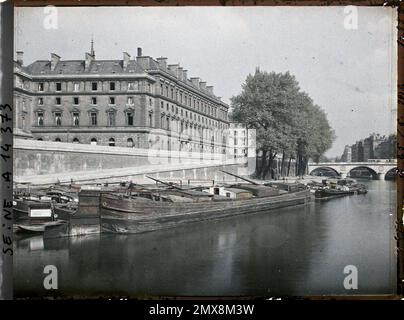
[100,190,311,234]
[314,189,355,199]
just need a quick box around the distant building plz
[340,145,352,162]
[341,133,395,162]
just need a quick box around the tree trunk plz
[281,151,285,177]
[262,151,277,180]
[287,157,292,176]
[256,149,267,179]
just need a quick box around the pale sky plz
[14,6,397,157]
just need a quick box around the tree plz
[231,69,335,179]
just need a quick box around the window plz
[72,112,79,126]
[166,103,169,111]
[109,138,115,147]
[161,101,164,109]
[149,98,152,107]
[166,116,170,130]
[127,97,134,105]
[148,83,151,93]
[37,112,44,126]
[107,111,116,126]
[55,112,62,126]
[74,83,79,92]
[109,97,115,105]
[38,98,43,105]
[72,138,79,144]
[149,113,153,127]
[128,82,138,91]
[160,84,163,94]
[90,138,97,145]
[91,97,97,105]
[92,82,98,91]
[127,138,134,148]
[56,82,62,91]
[127,112,134,126]
[38,83,44,91]
[90,112,97,126]
[171,88,174,99]
[73,97,79,105]
[55,97,61,105]
[55,138,61,142]
[110,82,115,91]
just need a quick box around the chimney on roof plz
[199,81,207,91]
[16,51,24,65]
[50,53,60,71]
[191,77,200,88]
[157,57,167,70]
[206,85,214,95]
[182,70,188,82]
[123,52,131,70]
[85,52,94,71]
[168,64,179,76]
[177,66,183,79]
[137,47,142,57]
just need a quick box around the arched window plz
[109,138,115,147]
[90,138,97,146]
[72,138,79,143]
[127,138,133,148]
[55,138,61,142]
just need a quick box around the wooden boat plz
[314,188,355,199]
[100,188,311,234]
[17,220,67,233]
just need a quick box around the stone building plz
[13,45,230,155]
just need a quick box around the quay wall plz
[14,138,254,185]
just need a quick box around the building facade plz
[14,46,230,155]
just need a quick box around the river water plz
[14,180,396,297]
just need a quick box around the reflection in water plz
[14,180,396,297]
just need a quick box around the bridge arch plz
[309,167,340,177]
[384,167,397,180]
[348,166,379,179]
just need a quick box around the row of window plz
[36,110,145,127]
[37,96,147,106]
[37,81,151,93]
[160,101,226,129]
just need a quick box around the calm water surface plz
[14,180,396,297]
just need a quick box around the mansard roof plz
[24,59,145,75]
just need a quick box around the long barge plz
[100,189,311,234]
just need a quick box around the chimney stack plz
[16,51,24,65]
[206,85,214,95]
[123,52,131,69]
[191,77,200,88]
[182,70,188,82]
[137,47,143,57]
[157,57,167,70]
[85,52,94,71]
[51,53,60,71]
[177,66,183,79]
[168,64,179,77]
[199,81,207,91]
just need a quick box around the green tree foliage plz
[231,69,335,179]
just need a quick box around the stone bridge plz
[308,160,397,180]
